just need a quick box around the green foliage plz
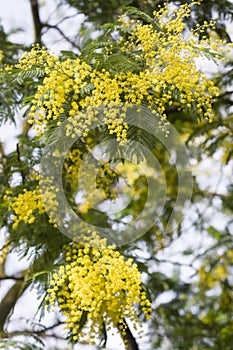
[63,0,155,25]
[64,0,233,42]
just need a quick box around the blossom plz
[45,235,151,344]
[16,2,225,143]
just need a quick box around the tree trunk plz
[0,280,27,333]
[119,319,139,350]
[29,0,43,43]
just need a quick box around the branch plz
[215,90,233,99]
[3,321,64,338]
[5,332,66,341]
[0,251,54,334]
[133,256,196,270]
[16,143,25,185]
[42,23,81,50]
[0,281,28,332]
[205,191,228,199]
[118,319,139,350]
[35,321,63,336]
[0,275,24,281]
[51,12,79,28]
[29,0,43,43]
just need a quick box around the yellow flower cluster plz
[45,235,151,344]
[198,249,233,289]
[0,50,3,61]
[197,248,233,327]
[64,148,118,212]
[17,44,58,73]
[8,181,59,228]
[96,162,118,200]
[8,187,45,228]
[0,50,3,71]
[119,3,222,121]
[64,149,83,192]
[0,239,12,265]
[16,2,225,144]
[77,161,118,214]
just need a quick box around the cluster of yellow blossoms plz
[7,2,230,345]
[95,162,118,200]
[64,149,83,192]
[45,234,151,344]
[0,50,3,70]
[7,178,59,229]
[198,248,233,290]
[64,150,117,203]
[7,187,45,228]
[118,4,222,120]
[0,239,12,265]
[0,50,5,77]
[16,2,225,144]
[6,153,119,229]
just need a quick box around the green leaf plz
[123,6,161,31]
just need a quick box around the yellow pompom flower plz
[15,2,227,144]
[0,239,12,265]
[8,187,46,228]
[45,235,151,344]
[7,181,59,228]
[0,50,3,72]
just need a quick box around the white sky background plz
[0,1,233,350]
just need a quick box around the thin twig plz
[42,23,81,50]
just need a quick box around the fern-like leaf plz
[123,6,162,31]
[12,68,45,84]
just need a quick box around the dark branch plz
[0,281,28,332]
[215,90,233,99]
[0,251,54,334]
[118,319,139,350]
[51,12,79,28]
[2,321,64,338]
[16,143,25,185]
[42,23,81,50]
[0,275,24,281]
[29,0,43,43]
